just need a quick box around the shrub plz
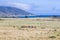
[21,25,36,28]
[0,19,4,20]
[49,36,56,39]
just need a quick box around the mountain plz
[0,6,33,18]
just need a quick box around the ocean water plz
[18,15,60,18]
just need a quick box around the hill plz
[0,6,33,18]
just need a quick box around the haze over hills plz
[0,6,60,18]
[0,6,33,18]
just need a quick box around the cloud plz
[0,2,31,11]
[30,0,60,13]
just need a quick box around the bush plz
[0,19,3,20]
[49,36,56,39]
[21,25,36,28]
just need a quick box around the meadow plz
[0,18,60,40]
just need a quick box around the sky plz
[0,0,60,15]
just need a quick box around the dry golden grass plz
[0,18,59,40]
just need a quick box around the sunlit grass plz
[0,18,59,40]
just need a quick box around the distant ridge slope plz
[0,6,33,18]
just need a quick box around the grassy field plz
[0,18,60,40]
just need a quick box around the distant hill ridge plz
[0,6,33,18]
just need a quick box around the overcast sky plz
[0,0,60,15]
